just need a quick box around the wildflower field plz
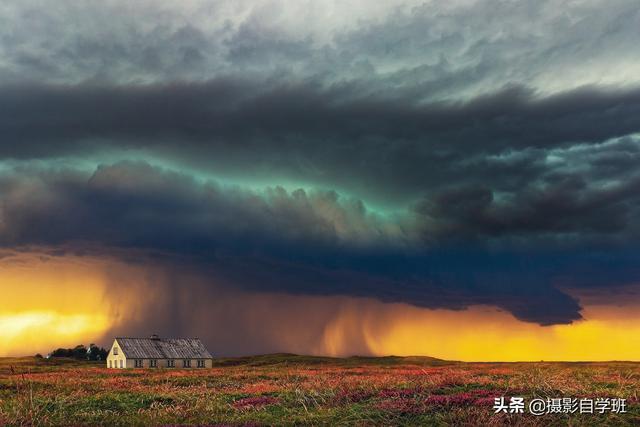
[0,354,638,426]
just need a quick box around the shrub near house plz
[47,344,108,360]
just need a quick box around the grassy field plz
[0,354,638,426]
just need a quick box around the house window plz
[183,359,191,368]
[167,360,175,368]
[113,347,118,355]
[109,360,112,368]
[119,360,123,368]
[197,360,205,368]
[150,360,157,368]
[134,359,143,368]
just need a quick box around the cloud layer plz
[4,160,640,325]
[3,0,640,95]
[2,0,640,328]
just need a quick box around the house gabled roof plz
[114,337,213,359]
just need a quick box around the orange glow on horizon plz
[318,301,640,361]
[0,251,144,356]
[0,311,111,355]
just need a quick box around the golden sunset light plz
[0,311,110,357]
[326,303,640,362]
[0,252,146,356]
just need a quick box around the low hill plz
[213,353,454,367]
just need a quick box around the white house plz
[107,335,213,369]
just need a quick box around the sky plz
[1,0,640,360]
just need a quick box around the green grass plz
[0,355,638,426]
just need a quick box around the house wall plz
[127,358,213,368]
[148,359,213,368]
[106,339,127,369]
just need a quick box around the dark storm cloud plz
[2,0,640,328]
[0,161,412,253]
[3,80,640,206]
[5,81,640,154]
[6,160,640,325]
[417,173,640,241]
[2,82,640,326]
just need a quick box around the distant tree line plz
[41,343,109,361]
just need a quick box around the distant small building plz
[107,335,213,369]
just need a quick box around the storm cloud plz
[3,81,640,206]
[2,0,640,328]
[3,160,640,325]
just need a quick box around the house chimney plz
[150,334,160,340]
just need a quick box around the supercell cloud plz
[2,0,640,334]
